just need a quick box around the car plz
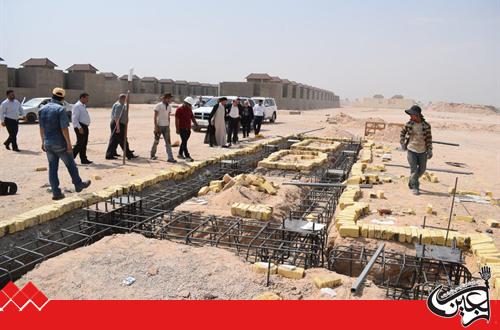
[21,97,73,123]
[251,97,278,123]
[192,96,255,131]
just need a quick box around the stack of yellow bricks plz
[0,136,288,238]
[469,233,500,298]
[291,138,341,153]
[198,174,279,196]
[335,196,370,238]
[231,203,273,221]
[258,149,328,172]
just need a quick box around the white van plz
[251,97,277,123]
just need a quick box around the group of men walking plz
[206,97,266,148]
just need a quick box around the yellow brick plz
[222,174,233,184]
[252,262,277,274]
[35,166,47,172]
[313,274,343,289]
[454,215,474,222]
[397,227,406,243]
[376,191,385,199]
[338,224,359,238]
[346,176,362,185]
[91,175,102,180]
[277,264,305,279]
[198,186,210,196]
[252,292,282,300]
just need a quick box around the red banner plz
[0,300,498,329]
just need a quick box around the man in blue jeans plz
[39,88,91,200]
[400,105,433,196]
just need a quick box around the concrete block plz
[252,262,277,274]
[454,215,474,222]
[338,224,359,238]
[198,186,210,196]
[312,274,342,289]
[277,264,305,279]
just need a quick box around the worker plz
[38,88,91,200]
[0,90,24,152]
[72,93,92,164]
[105,94,138,160]
[208,97,228,147]
[150,93,176,163]
[253,99,265,135]
[240,100,254,138]
[175,97,198,162]
[400,105,433,195]
[226,98,242,145]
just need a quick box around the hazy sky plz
[1,0,499,106]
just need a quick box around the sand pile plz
[326,112,385,128]
[425,102,498,115]
[373,125,402,143]
[175,177,302,220]
[16,233,386,300]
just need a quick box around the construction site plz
[0,101,498,301]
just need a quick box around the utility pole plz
[123,68,133,165]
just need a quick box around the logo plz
[0,281,49,311]
[427,266,491,327]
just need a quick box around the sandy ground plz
[16,233,386,300]
[1,104,498,223]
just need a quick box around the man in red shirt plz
[175,97,198,162]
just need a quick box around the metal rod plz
[385,164,473,175]
[282,182,373,188]
[445,177,458,245]
[351,242,385,294]
[431,140,460,147]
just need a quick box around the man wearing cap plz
[150,93,176,163]
[105,94,137,160]
[72,93,92,164]
[0,90,24,152]
[175,97,198,162]
[400,105,433,195]
[39,88,91,200]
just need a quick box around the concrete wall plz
[219,81,339,110]
[0,65,7,95]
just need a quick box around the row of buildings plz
[0,58,339,109]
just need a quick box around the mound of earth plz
[17,234,387,300]
[425,102,498,115]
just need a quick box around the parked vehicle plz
[21,97,73,123]
[193,96,255,131]
[194,96,215,108]
[251,97,277,123]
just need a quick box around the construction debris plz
[231,202,273,221]
[199,174,279,196]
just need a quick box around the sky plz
[0,0,499,106]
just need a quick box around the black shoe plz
[4,143,10,150]
[52,193,65,201]
[151,156,158,160]
[178,154,185,159]
[12,148,20,152]
[76,180,91,193]
[185,157,194,162]
[167,159,177,163]
[106,156,118,160]
[113,153,121,157]
[127,154,139,160]
[81,160,93,165]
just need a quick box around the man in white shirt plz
[225,99,242,145]
[72,93,92,164]
[0,90,24,151]
[150,93,176,163]
[253,99,265,135]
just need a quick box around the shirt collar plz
[50,99,63,105]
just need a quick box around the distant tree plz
[373,94,384,99]
[391,94,404,99]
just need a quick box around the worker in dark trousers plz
[253,99,265,135]
[400,105,433,196]
[175,97,198,162]
[240,100,254,138]
[0,90,24,152]
[225,99,242,145]
[72,93,92,164]
[105,94,138,160]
